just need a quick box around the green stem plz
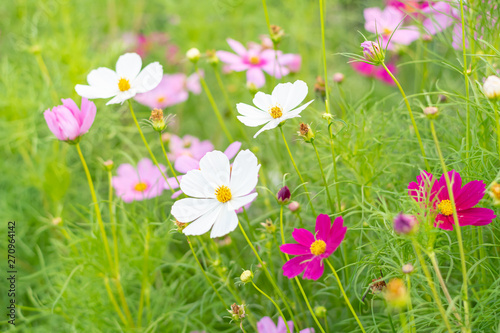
[195,65,233,142]
[459,0,471,163]
[103,277,128,327]
[492,102,500,160]
[261,0,272,35]
[127,100,175,194]
[280,126,316,216]
[237,222,299,329]
[159,132,180,187]
[107,170,120,282]
[325,259,366,333]
[405,274,416,333]
[251,282,291,333]
[186,236,227,308]
[311,140,335,213]
[429,120,470,331]
[137,225,150,328]
[381,62,430,171]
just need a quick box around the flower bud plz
[270,25,285,45]
[361,41,384,65]
[322,112,333,121]
[277,186,291,204]
[246,81,258,96]
[394,213,417,234]
[422,34,433,42]
[384,278,409,309]
[103,160,114,171]
[489,182,500,205]
[206,49,219,66]
[260,219,276,233]
[240,270,253,283]
[483,75,500,100]
[186,48,201,63]
[370,276,387,294]
[149,108,169,132]
[314,306,327,318]
[423,106,439,119]
[228,303,246,322]
[288,201,300,212]
[333,72,345,83]
[402,263,414,274]
[298,123,315,143]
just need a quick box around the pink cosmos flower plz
[175,141,241,173]
[364,6,420,50]
[44,98,96,142]
[280,214,347,280]
[257,316,314,333]
[217,38,289,88]
[134,72,202,109]
[351,61,397,85]
[112,158,178,203]
[167,134,214,162]
[122,32,179,63]
[408,170,496,230]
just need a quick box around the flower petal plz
[302,257,324,280]
[253,92,273,111]
[253,119,281,138]
[116,52,142,80]
[257,317,277,333]
[199,150,231,187]
[284,99,314,118]
[276,318,294,333]
[174,155,200,174]
[292,228,315,247]
[280,243,310,255]
[228,192,258,211]
[134,62,163,93]
[171,198,218,222]
[326,216,347,255]
[457,208,496,227]
[271,80,308,112]
[229,149,260,197]
[315,214,331,241]
[455,180,486,210]
[182,204,223,236]
[247,68,266,88]
[180,169,216,198]
[79,98,97,134]
[223,141,242,160]
[75,84,117,99]
[435,215,454,230]
[226,38,247,56]
[282,255,312,279]
[210,206,238,238]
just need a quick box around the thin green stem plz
[459,0,470,162]
[405,274,416,333]
[280,126,316,216]
[251,282,291,333]
[103,277,128,327]
[261,0,272,35]
[412,239,454,333]
[430,120,470,331]
[195,65,233,142]
[381,62,430,170]
[159,132,180,187]
[127,100,175,193]
[237,222,299,329]
[186,236,227,308]
[492,102,500,160]
[137,225,150,328]
[107,170,120,281]
[325,259,366,333]
[311,140,335,213]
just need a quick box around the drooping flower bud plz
[270,25,285,45]
[483,75,500,100]
[402,263,414,274]
[240,270,254,283]
[298,123,315,143]
[288,201,300,212]
[384,278,409,309]
[361,41,384,65]
[314,306,327,318]
[394,213,417,234]
[423,106,439,119]
[186,48,201,63]
[333,72,345,83]
[277,186,291,204]
[228,303,246,322]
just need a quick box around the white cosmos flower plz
[236,80,313,138]
[75,53,163,105]
[171,149,260,238]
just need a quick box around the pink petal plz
[302,257,324,280]
[455,180,486,210]
[174,155,200,173]
[280,243,310,256]
[79,98,96,134]
[457,208,496,227]
[276,318,294,333]
[291,228,315,247]
[61,98,83,126]
[326,216,347,254]
[257,317,277,333]
[223,141,242,160]
[247,68,266,88]
[315,214,331,241]
[282,255,312,279]
[226,38,247,56]
[435,215,455,230]
[389,27,420,45]
[44,109,64,140]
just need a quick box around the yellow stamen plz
[269,106,283,119]
[215,185,232,203]
[438,199,454,216]
[134,182,148,192]
[383,27,392,36]
[157,96,166,103]
[249,56,260,65]
[118,78,131,92]
[310,239,326,256]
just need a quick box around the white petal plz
[180,169,216,198]
[210,206,238,238]
[252,91,273,110]
[199,151,230,187]
[237,115,271,127]
[272,80,308,112]
[253,119,281,138]
[75,84,117,99]
[171,198,218,222]
[105,90,136,105]
[87,67,119,89]
[134,62,163,93]
[228,192,258,211]
[229,150,260,196]
[115,53,142,80]
[236,103,270,118]
[183,204,223,236]
[285,99,314,117]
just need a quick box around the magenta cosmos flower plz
[351,61,397,85]
[364,6,420,50]
[112,158,178,203]
[257,316,314,333]
[44,98,96,142]
[217,38,288,88]
[280,214,347,280]
[408,170,496,230]
[134,72,202,109]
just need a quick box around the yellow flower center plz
[438,199,454,216]
[249,56,260,65]
[157,96,166,103]
[118,78,131,92]
[383,28,392,36]
[215,185,232,203]
[310,240,326,256]
[269,106,283,119]
[134,182,148,192]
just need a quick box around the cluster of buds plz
[384,278,409,309]
[206,49,219,66]
[393,213,418,234]
[239,270,254,284]
[488,182,500,205]
[277,186,291,204]
[298,123,315,143]
[260,219,276,233]
[228,303,246,322]
[147,108,175,132]
[186,48,201,63]
[174,219,188,232]
[361,41,385,66]
[423,106,439,119]
[483,75,500,100]
[270,25,284,45]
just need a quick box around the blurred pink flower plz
[351,61,397,85]
[175,141,241,173]
[257,316,314,333]
[112,158,178,203]
[122,32,178,62]
[134,72,202,109]
[364,6,420,50]
[167,134,214,163]
[44,98,96,142]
